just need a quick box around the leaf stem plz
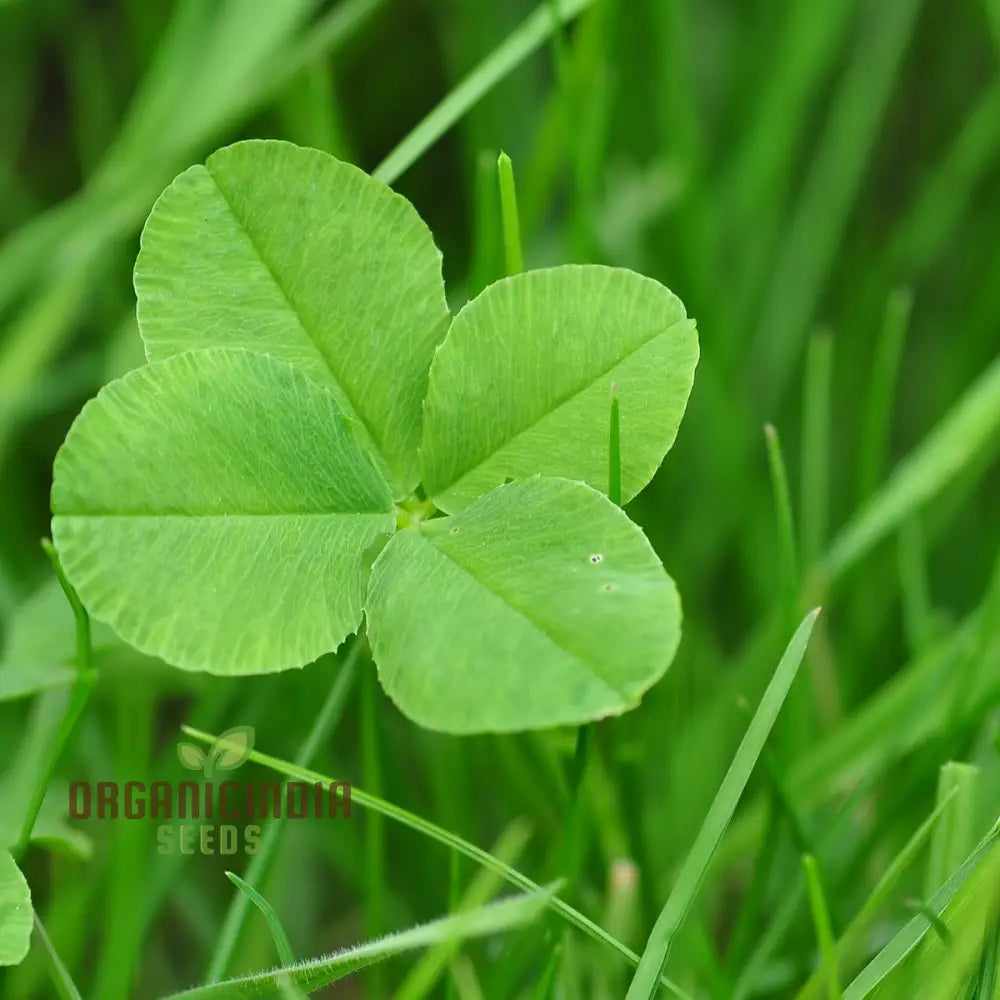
[14,542,96,859]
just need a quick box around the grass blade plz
[31,911,83,1000]
[764,424,798,601]
[157,890,552,1000]
[395,819,532,1000]
[624,609,821,998]
[373,0,595,185]
[801,332,833,570]
[497,151,524,275]
[924,762,980,900]
[204,647,360,982]
[825,352,1000,580]
[857,288,913,504]
[843,823,1000,999]
[179,725,694,1000]
[803,854,842,1000]
[224,872,296,966]
[748,0,923,410]
[224,875,306,1000]
[795,789,958,1000]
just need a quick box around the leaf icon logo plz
[176,726,254,777]
[206,726,255,778]
[177,742,206,771]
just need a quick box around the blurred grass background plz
[2,0,1000,997]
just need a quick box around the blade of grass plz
[857,288,913,503]
[824,351,1000,580]
[224,873,306,1000]
[178,725,694,1000]
[609,383,622,507]
[158,890,553,1000]
[794,787,958,999]
[721,0,857,244]
[803,854,841,1000]
[924,763,981,900]
[897,515,935,655]
[747,0,923,411]
[396,819,532,1000]
[624,609,820,998]
[12,543,95,860]
[360,660,386,998]
[843,822,1000,999]
[450,954,487,1000]
[765,424,798,605]
[497,151,524,274]
[224,874,297,962]
[801,332,833,570]
[977,911,1000,999]
[31,912,83,1000]
[469,148,502,298]
[372,0,595,185]
[205,645,361,982]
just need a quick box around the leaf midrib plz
[429,316,694,499]
[205,162,391,480]
[414,526,632,702]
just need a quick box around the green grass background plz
[2,0,1000,997]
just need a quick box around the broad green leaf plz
[419,266,698,513]
[366,476,681,733]
[51,348,394,675]
[0,850,31,966]
[134,139,450,496]
[157,889,548,999]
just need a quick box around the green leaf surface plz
[366,476,681,733]
[157,889,548,999]
[420,265,698,512]
[0,849,31,966]
[50,348,394,675]
[134,139,450,496]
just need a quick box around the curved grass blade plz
[373,0,595,185]
[224,873,305,1000]
[179,725,694,1000]
[843,823,1000,999]
[205,646,360,982]
[624,609,820,999]
[157,890,551,999]
[825,352,1000,581]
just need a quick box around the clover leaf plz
[0,850,31,967]
[49,140,699,734]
